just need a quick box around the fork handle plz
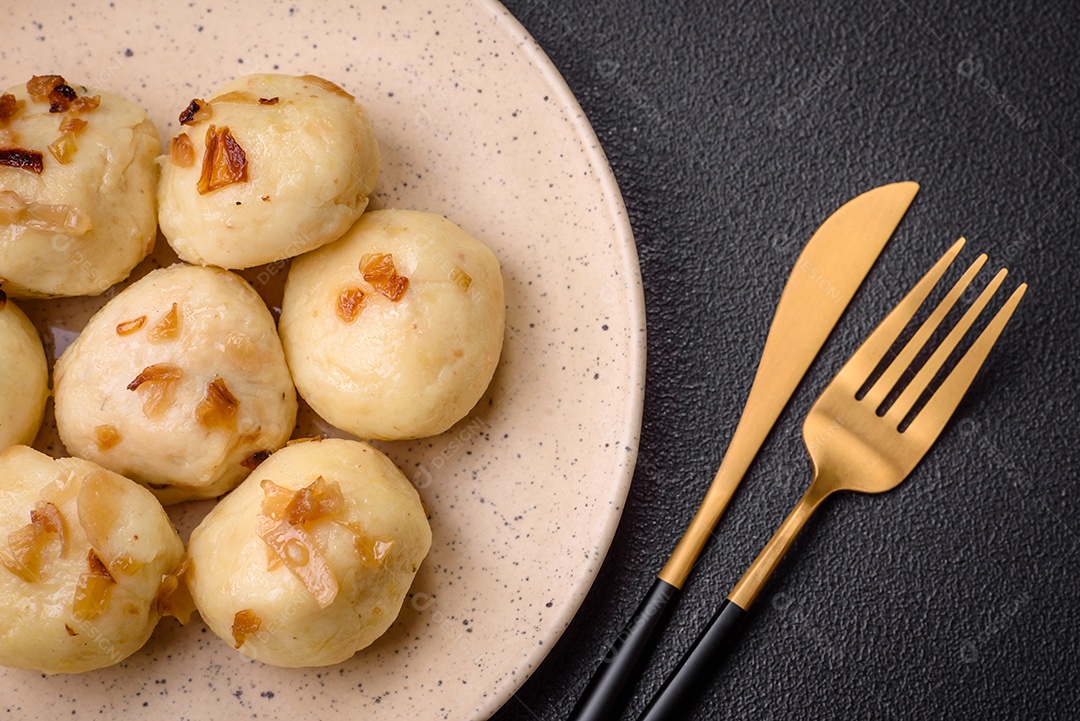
[636,599,749,721]
[568,578,680,721]
[637,486,829,720]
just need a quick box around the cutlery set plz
[569,182,1026,720]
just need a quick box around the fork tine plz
[885,267,1008,424]
[863,250,988,408]
[903,283,1027,444]
[843,238,966,396]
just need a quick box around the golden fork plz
[638,238,1027,720]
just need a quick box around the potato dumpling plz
[0,75,159,298]
[186,438,431,667]
[0,293,47,448]
[158,73,380,269]
[0,445,188,674]
[54,264,297,504]
[280,209,505,440]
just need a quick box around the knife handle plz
[636,599,748,721]
[568,577,680,721]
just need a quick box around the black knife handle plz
[636,598,749,721]
[568,577,680,721]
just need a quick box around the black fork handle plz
[637,599,749,721]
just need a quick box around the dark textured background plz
[491,1,1080,719]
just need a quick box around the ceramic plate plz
[0,0,644,719]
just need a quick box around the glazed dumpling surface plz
[186,438,431,667]
[0,446,186,673]
[158,73,379,269]
[280,209,505,440]
[54,263,297,504]
[0,75,159,298]
[0,296,47,449]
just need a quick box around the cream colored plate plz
[0,0,644,719]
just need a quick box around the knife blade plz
[567,181,920,721]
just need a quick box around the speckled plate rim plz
[474,3,645,715]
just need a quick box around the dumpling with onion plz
[157,73,379,269]
[0,445,189,674]
[186,438,431,667]
[279,209,505,440]
[53,263,297,504]
[0,291,48,448]
[0,75,159,298]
